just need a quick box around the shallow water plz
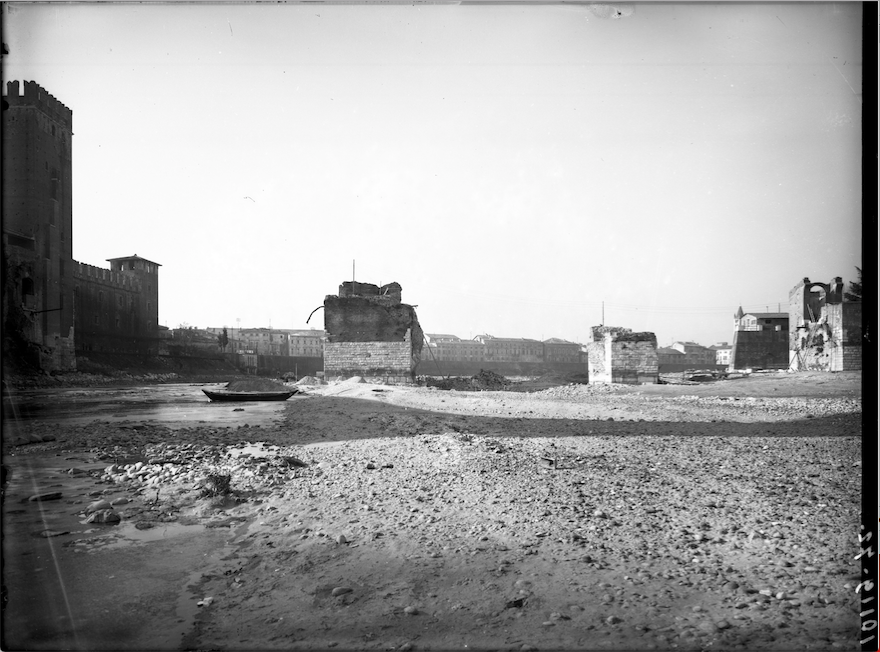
[4,382,299,429]
[1,443,243,649]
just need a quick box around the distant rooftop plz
[106,254,162,267]
[742,312,788,319]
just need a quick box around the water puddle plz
[65,520,206,552]
[153,517,256,649]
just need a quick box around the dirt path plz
[1,373,864,651]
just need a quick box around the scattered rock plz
[28,492,62,502]
[85,509,121,524]
[85,499,113,514]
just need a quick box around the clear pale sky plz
[2,2,863,346]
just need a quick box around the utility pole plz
[601,301,605,326]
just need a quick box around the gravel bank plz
[2,373,864,651]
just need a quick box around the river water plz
[4,382,298,429]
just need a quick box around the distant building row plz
[657,341,731,369]
[196,329,588,366]
[422,334,583,365]
[203,327,325,357]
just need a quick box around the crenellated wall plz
[73,262,138,289]
[4,80,73,127]
[71,259,159,354]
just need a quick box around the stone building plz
[789,276,861,371]
[2,80,76,370]
[730,307,789,370]
[586,326,658,384]
[73,256,161,354]
[542,337,583,364]
[323,281,423,384]
[709,342,732,367]
[423,334,484,362]
[281,329,325,358]
[474,335,543,363]
[671,341,716,367]
[2,81,161,369]
[656,346,685,367]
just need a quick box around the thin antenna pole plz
[602,301,604,325]
[352,259,355,286]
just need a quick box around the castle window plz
[116,318,120,328]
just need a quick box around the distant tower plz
[2,80,76,370]
[733,305,744,331]
[107,255,161,337]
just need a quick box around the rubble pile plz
[294,376,324,386]
[98,440,312,496]
[224,378,290,392]
[427,369,512,391]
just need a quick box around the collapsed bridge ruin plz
[322,281,423,384]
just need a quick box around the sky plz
[1,2,863,347]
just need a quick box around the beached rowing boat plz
[202,389,296,402]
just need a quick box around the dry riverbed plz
[1,371,864,651]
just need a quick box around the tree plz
[175,323,196,354]
[218,327,229,351]
[844,267,862,302]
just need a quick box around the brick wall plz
[841,345,862,371]
[324,341,415,384]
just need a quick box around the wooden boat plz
[202,389,296,402]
